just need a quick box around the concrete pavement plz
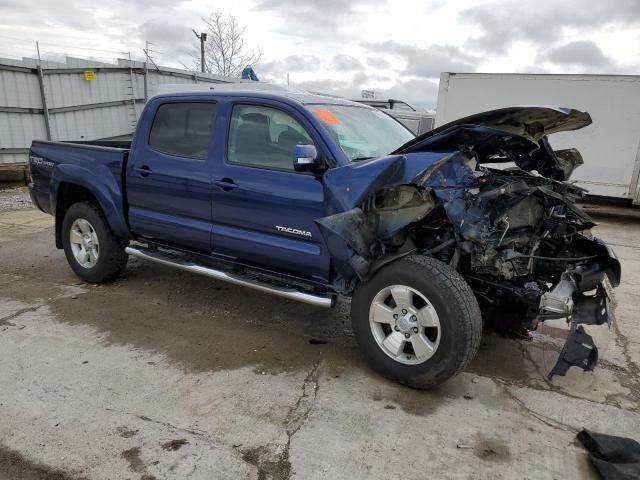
[1,189,639,479]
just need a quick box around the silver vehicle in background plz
[353,99,435,135]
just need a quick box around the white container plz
[435,72,640,203]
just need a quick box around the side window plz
[149,102,217,160]
[227,104,314,171]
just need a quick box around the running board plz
[125,246,335,308]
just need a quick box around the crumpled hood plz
[393,106,592,154]
[386,106,591,181]
[323,149,469,212]
[323,106,594,213]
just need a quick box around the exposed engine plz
[404,162,619,332]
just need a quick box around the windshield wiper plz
[351,156,375,162]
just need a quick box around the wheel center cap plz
[397,315,412,333]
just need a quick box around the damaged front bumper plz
[541,238,621,378]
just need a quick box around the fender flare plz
[50,163,130,242]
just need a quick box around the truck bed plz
[28,140,129,221]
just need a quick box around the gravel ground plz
[0,186,33,210]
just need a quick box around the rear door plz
[210,100,331,283]
[127,99,217,252]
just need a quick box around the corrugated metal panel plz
[0,56,236,167]
[0,70,42,108]
[0,111,46,148]
[51,105,131,140]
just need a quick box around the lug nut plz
[394,326,399,331]
[412,327,418,333]
[393,314,398,319]
[401,309,407,315]
[404,333,410,339]
[411,315,417,322]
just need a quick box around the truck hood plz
[393,106,592,154]
[386,106,591,181]
[323,107,592,212]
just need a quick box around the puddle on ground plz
[0,444,89,480]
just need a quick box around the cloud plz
[543,41,612,68]
[138,19,195,60]
[259,55,322,79]
[253,0,385,38]
[363,41,479,78]
[366,56,391,69]
[331,54,364,72]
[460,0,640,54]
[377,79,439,110]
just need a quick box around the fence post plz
[36,41,52,140]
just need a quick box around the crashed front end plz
[319,106,621,379]
[431,156,621,378]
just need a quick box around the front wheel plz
[351,256,482,389]
[62,201,128,283]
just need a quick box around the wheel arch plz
[54,183,101,248]
[51,164,130,249]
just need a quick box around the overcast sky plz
[2,0,640,109]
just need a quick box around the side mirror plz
[293,144,322,172]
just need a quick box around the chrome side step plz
[125,246,335,308]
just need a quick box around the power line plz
[0,33,132,55]
[1,34,189,70]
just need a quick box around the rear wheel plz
[351,256,482,389]
[62,202,128,283]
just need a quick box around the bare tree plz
[193,12,262,77]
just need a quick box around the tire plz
[351,255,482,389]
[61,201,128,283]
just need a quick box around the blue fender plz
[50,163,130,239]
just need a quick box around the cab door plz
[210,101,331,284]
[127,99,217,252]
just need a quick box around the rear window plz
[149,102,217,159]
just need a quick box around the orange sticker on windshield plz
[314,109,340,125]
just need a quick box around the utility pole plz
[143,40,149,102]
[192,30,207,73]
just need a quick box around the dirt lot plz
[1,186,639,479]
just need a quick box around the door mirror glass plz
[293,144,321,172]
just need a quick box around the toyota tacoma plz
[27,88,621,388]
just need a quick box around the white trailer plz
[435,72,640,203]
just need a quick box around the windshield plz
[307,104,415,162]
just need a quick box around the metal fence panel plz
[0,55,235,166]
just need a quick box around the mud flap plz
[548,323,598,379]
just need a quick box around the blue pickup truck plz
[27,87,621,388]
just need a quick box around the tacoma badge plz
[276,226,312,237]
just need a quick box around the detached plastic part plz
[548,322,598,378]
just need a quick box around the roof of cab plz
[152,83,367,108]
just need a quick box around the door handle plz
[214,178,239,191]
[134,165,152,177]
